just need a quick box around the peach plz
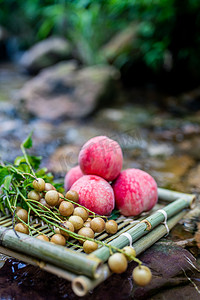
[64,165,83,191]
[70,175,115,216]
[78,136,123,182]
[112,169,158,216]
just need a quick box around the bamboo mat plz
[0,188,196,296]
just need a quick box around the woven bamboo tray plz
[0,188,196,296]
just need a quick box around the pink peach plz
[64,165,83,191]
[70,175,115,216]
[112,168,158,216]
[78,136,123,181]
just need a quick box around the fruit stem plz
[27,207,32,236]
[20,144,36,178]
[26,198,62,222]
[61,196,96,217]
[66,241,83,249]
[5,191,14,214]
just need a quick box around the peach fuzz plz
[78,136,123,181]
[112,168,158,216]
[64,165,83,191]
[70,175,115,216]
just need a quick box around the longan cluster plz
[14,177,152,286]
[14,178,119,255]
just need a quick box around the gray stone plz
[132,243,200,300]
[47,144,80,174]
[17,61,120,120]
[20,37,72,73]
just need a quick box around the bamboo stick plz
[133,211,186,255]
[72,210,186,296]
[158,188,196,206]
[0,246,77,282]
[92,193,195,262]
[72,265,110,297]
[0,226,102,279]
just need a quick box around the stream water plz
[0,63,200,299]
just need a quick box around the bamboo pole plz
[72,210,186,296]
[158,188,196,205]
[92,192,195,262]
[0,246,77,282]
[0,226,102,279]
[133,211,186,255]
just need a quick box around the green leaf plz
[0,197,5,214]
[35,167,48,177]
[3,175,13,191]
[36,169,54,183]
[109,209,120,220]
[22,132,33,149]
[15,155,41,170]
[17,163,31,173]
[14,156,26,166]
[23,178,33,189]
[0,168,9,186]
[28,155,42,170]
[53,182,64,193]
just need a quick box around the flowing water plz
[0,63,200,299]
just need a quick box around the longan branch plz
[20,144,36,178]
[7,165,26,179]
[7,165,36,180]
[62,196,108,221]
[25,198,62,222]
[5,192,14,214]
[61,196,95,217]
[38,213,63,223]
[15,213,43,236]
[14,182,142,265]
[13,192,19,210]
[56,223,142,264]
[90,214,108,221]
[27,207,32,236]
[67,241,83,249]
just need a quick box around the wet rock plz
[47,145,80,174]
[64,125,105,145]
[150,155,195,189]
[1,242,199,300]
[147,142,174,157]
[178,136,200,160]
[132,243,200,300]
[0,63,29,102]
[20,37,72,74]
[17,61,120,120]
[95,106,155,133]
[152,285,200,300]
[186,164,200,191]
[0,101,16,117]
[0,120,20,134]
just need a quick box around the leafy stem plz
[20,144,36,178]
[15,185,141,264]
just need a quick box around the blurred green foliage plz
[1,0,200,73]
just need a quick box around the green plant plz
[1,0,200,74]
